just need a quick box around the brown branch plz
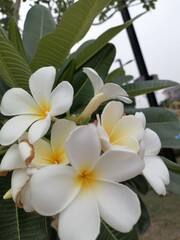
[13,0,21,24]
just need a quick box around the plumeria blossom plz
[0,119,76,211]
[0,66,74,146]
[30,124,144,240]
[97,101,145,152]
[78,67,132,120]
[136,112,170,195]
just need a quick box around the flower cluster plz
[0,66,169,240]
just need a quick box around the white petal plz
[1,88,41,116]
[11,169,30,207]
[112,136,140,152]
[20,181,34,212]
[83,67,103,95]
[0,115,40,146]
[29,66,56,108]
[135,112,146,128]
[66,124,101,174]
[110,115,144,142]
[31,165,81,216]
[143,156,170,195]
[58,182,100,240]
[94,149,144,182]
[100,83,129,101]
[51,119,76,162]
[143,128,161,155]
[92,180,141,233]
[101,101,124,136]
[50,81,74,116]
[31,138,54,167]
[28,114,51,144]
[0,144,26,172]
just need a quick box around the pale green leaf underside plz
[123,80,179,97]
[30,0,112,71]
[23,5,56,63]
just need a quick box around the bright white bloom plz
[78,68,131,120]
[0,66,74,145]
[97,101,144,152]
[0,119,76,211]
[139,128,170,195]
[30,124,143,240]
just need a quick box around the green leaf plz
[23,5,56,63]
[71,43,116,113]
[75,13,144,70]
[137,196,150,234]
[106,68,125,82]
[123,80,179,97]
[97,221,138,240]
[126,107,180,149]
[167,171,180,195]
[30,0,113,71]
[0,174,50,240]
[8,18,27,61]
[162,157,180,174]
[0,31,32,89]
[56,58,76,84]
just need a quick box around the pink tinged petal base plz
[49,81,74,116]
[0,115,40,146]
[94,150,144,182]
[66,124,101,173]
[58,182,100,240]
[30,165,81,216]
[0,144,26,172]
[0,88,41,116]
[143,156,170,195]
[29,66,56,108]
[28,114,51,144]
[92,180,141,233]
[101,101,124,136]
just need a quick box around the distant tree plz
[0,0,157,30]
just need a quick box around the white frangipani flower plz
[0,66,74,145]
[97,101,145,152]
[30,124,143,240]
[78,68,131,119]
[0,119,76,211]
[139,128,170,195]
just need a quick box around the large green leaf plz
[71,43,116,113]
[0,174,50,240]
[162,157,180,174]
[30,0,112,71]
[97,221,138,240]
[123,80,179,97]
[0,31,32,90]
[8,18,27,61]
[23,5,56,63]
[126,107,180,149]
[74,13,144,70]
[167,171,180,195]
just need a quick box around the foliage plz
[0,1,179,240]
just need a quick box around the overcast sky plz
[19,0,180,107]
